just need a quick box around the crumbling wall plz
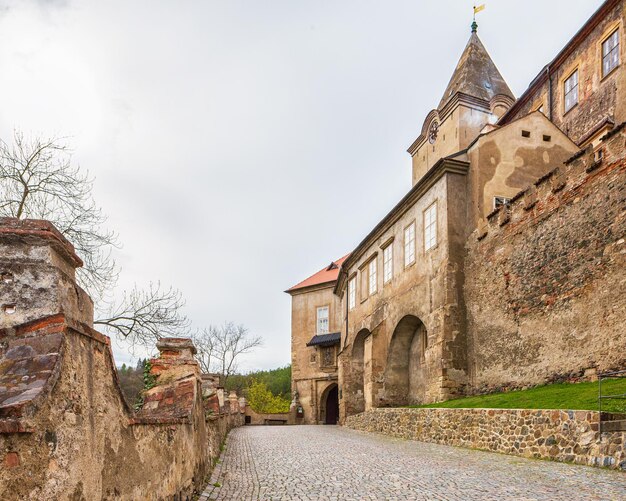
[0,219,243,500]
[464,124,626,392]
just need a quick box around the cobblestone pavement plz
[200,425,626,501]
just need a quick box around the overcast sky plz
[0,0,604,370]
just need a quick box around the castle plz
[288,0,626,424]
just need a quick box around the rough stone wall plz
[465,125,626,392]
[0,219,243,500]
[345,408,626,470]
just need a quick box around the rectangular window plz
[368,258,377,295]
[348,276,356,310]
[564,70,578,112]
[603,29,619,77]
[424,202,437,251]
[494,196,511,209]
[383,244,393,283]
[316,306,329,334]
[404,223,415,267]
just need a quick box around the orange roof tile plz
[286,254,349,293]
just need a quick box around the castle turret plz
[408,24,515,184]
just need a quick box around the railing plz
[598,369,626,432]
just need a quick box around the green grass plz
[408,379,626,413]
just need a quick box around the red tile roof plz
[286,254,349,293]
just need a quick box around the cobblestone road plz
[200,425,626,501]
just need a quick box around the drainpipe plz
[546,65,552,121]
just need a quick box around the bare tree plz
[0,131,189,347]
[192,323,262,379]
[95,282,190,348]
[191,327,216,374]
[0,131,118,300]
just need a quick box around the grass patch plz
[408,379,626,413]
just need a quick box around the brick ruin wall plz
[464,124,626,393]
[345,407,626,470]
[0,220,244,500]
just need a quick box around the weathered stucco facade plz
[0,219,243,500]
[285,1,626,425]
[286,258,345,424]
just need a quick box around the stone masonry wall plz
[464,124,626,393]
[0,219,243,500]
[345,408,626,470]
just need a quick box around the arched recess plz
[383,315,428,406]
[350,329,370,415]
[319,383,339,424]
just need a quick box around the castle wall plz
[0,220,244,500]
[339,172,470,422]
[464,125,626,392]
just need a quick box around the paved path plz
[201,425,626,501]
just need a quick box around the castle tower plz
[408,23,515,185]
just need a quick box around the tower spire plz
[472,4,485,33]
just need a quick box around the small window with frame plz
[602,28,619,77]
[424,202,437,252]
[382,243,393,284]
[494,196,511,210]
[348,276,356,310]
[404,222,416,267]
[316,306,329,334]
[564,70,579,113]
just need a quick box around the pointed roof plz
[438,31,514,110]
[285,254,349,293]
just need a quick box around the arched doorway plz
[383,315,427,406]
[321,384,339,424]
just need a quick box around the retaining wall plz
[345,408,626,470]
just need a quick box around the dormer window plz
[494,196,511,209]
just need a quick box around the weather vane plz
[472,3,485,33]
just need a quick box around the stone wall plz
[0,219,243,500]
[345,408,626,470]
[464,124,626,393]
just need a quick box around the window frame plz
[493,196,512,210]
[423,202,438,252]
[563,68,579,114]
[316,305,329,335]
[602,28,620,78]
[368,257,377,296]
[382,243,393,284]
[348,275,357,310]
[404,221,416,268]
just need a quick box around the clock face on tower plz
[428,121,439,144]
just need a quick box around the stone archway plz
[350,329,370,415]
[320,383,339,424]
[383,315,427,406]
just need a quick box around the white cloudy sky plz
[0,0,603,370]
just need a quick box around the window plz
[564,70,578,112]
[521,130,531,138]
[603,29,619,77]
[424,203,437,251]
[383,244,393,283]
[316,306,329,334]
[348,276,356,310]
[494,196,511,209]
[368,258,377,295]
[404,223,415,267]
